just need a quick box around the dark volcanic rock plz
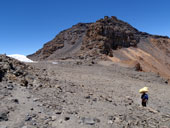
[0,55,29,83]
[0,54,50,88]
[0,110,9,121]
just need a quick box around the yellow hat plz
[139,87,148,93]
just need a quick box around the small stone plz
[76,61,82,65]
[91,61,96,64]
[58,119,63,123]
[0,111,9,121]
[81,117,100,125]
[37,104,43,107]
[11,99,19,104]
[27,96,31,99]
[108,120,113,124]
[51,116,57,121]
[64,117,70,121]
[165,81,168,84]
[55,85,61,88]
[25,115,32,121]
[114,117,121,123]
[33,98,39,102]
[92,98,97,102]
[7,84,14,90]
[85,95,91,99]
[32,122,37,126]
[55,111,62,115]
[108,116,114,120]
[105,97,112,102]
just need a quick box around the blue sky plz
[0,0,170,55]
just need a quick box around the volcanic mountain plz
[28,16,170,81]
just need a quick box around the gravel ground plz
[0,60,170,128]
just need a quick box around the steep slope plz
[108,37,170,81]
[28,23,90,60]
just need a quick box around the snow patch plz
[7,54,33,63]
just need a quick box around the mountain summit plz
[28,16,170,81]
[27,16,140,60]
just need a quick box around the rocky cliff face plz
[80,16,141,58]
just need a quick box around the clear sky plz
[0,0,170,55]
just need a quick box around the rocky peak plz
[80,16,140,57]
[27,16,169,60]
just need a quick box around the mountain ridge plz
[27,16,170,82]
[27,16,169,61]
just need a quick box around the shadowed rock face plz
[28,16,155,60]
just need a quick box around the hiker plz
[141,92,148,107]
[139,87,149,107]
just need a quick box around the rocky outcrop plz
[0,55,30,85]
[80,16,140,58]
[0,54,50,88]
